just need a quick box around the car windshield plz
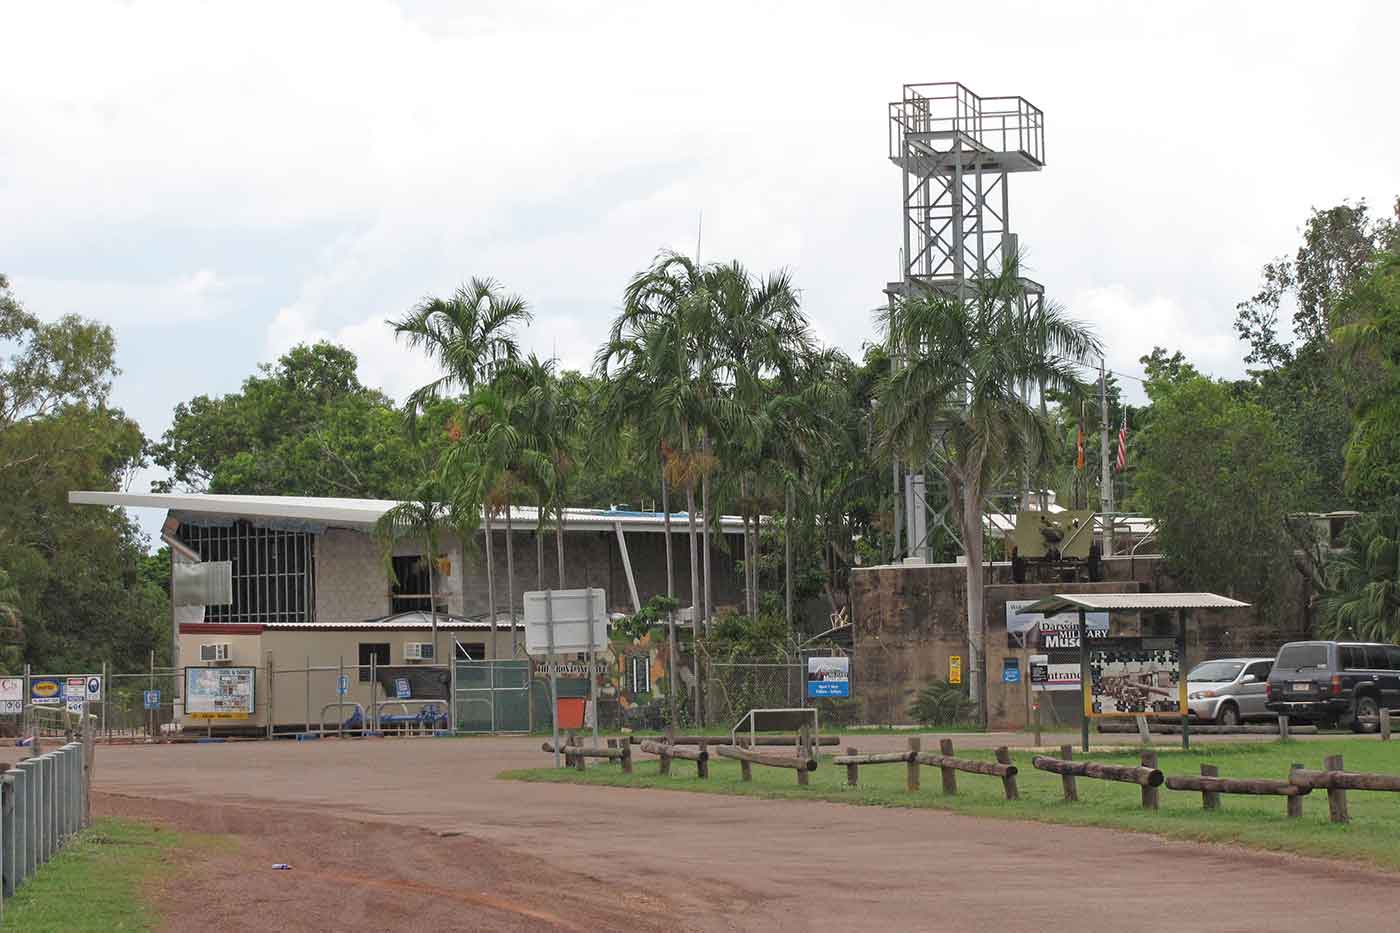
[1188,661,1244,682]
[1276,644,1329,670]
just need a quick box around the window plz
[630,655,651,694]
[1389,647,1400,671]
[358,643,390,682]
[178,521,315,624]
[1276,644,1328,670]
[1339,645,1384,671]
[455,642,485,661]
[390,555,447,615]
[1245,661,1272,681]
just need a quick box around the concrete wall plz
[313,523,745,623]
[851,555,1310,729]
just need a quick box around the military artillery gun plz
[1009,510,1103,583]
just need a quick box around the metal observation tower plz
[886,82,1047,563]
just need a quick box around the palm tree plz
[502,355,579,587]
[1321,501,1400,642]
[373,470,478,665]
[877,260,1100,722]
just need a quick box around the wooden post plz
[1200,763,1220,811]
[1140,750,1159,810]
[1287,763,1303,818]
[571,735,585,772]
[740,758,752,782]
[1059,744,1078,802]
[1381,709,1392,741]
[906,737,921,792]
[996,746,1018,800]
[1277,714,1290,742]
[797,760,809,787]
[697,741,709,780]
[845,746,859,787]
[1324,754,1348,823]
[659,746,672,777]
[620,741,632,775]
[938,738,957,795]
[1135,715,1152,746]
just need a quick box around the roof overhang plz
[1021,593,1251,615]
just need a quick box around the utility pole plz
[1099,359,1115,557]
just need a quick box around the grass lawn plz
[4,818,208,932]
[504,738,1400,870]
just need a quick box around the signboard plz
[143,690,161,710]
[1002,657,1021,684]
[395,677,411,700]
[807,656,850,698]
[184,667,256,720]
[0,677,22,703]
[1028,654,1080,692]
[337,674,350,696]
[948,655,962,685]
[1006,600,1109,649]
[65,677,87,699]
[67,697,86,714]
[534,660,608,676]
[30,676,63,705]
[1085,638,1184,718]
[523,588,608,656]
[87,676,102,701]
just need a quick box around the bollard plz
[697,742,709,780]
[1058,745,1079,802]
[1200,764,1221,810]
[996,746,1019,801]
[1324,754,1348,824]
[845,746,859,787]
[906,737,921,792]
[938,739,958,796]
[1287,763,1304,819]
[16,759,37,877]
[1277,714,1290,742]
[2,772,15,896]
[1140,750,1159,810]
[1382,709,1392,742]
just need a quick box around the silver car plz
[1186,658,1274,725]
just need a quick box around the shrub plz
[909,678,974,726]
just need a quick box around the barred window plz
[177,521,315,624]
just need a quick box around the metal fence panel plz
[454,661,531,733]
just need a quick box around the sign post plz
[545,589,559,768]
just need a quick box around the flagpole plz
[1100,360,1115,557]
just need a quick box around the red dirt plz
[93,736,1400,932]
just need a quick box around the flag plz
[1075,420,1085,472]
[1115,408,1129,472]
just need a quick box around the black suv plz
[1265,641,1400,732]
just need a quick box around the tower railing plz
[889,82,1044,166]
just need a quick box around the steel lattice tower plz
[886,82,1047,562]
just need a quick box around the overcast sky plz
[4,1,1398,539]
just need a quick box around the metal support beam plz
[613,522,641,613]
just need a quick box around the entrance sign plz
[523,588,607,656]
[1007,599,1108,648]
[1085,638,1184,717]
[807,656,850,698]
[185,667,256,720]
[948,655,962,685]
[1028,654,1079,691]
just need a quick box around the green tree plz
[1134,374,1299,601]
[1334,251,1400,505]
[877,262,1100,721]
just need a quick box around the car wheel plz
[1216,703,1241,728]
[1353,695,1380,734]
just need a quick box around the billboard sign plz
[30,676,63,705]
[524,589,608,656]
[185,667,256,720]
[1006,599,1110,649]
[1085,638,1184,718]
[807,656,850,698]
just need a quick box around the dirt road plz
[95,736,1398,932]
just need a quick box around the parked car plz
[1265,641,1400,732]
[1186,658,1274,725]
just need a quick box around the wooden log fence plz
[629,735,840,747]
[1031,754,1164,808]
[1097,721,1317,736]
[1165,763,1308,817]
[714,745,818,786]
[639,740,710,779]
[540,740,633,774]
[834,738,1018,800]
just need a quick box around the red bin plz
[556,697,586,730]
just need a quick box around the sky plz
[4,0,1399,541]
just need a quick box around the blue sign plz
[395,677,411,699]
[1002,657,1021,684]
[143,690,161,710]
[806,657,850,699]
[337,674,350,696]
[30,677,63,705]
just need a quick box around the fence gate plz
[454,660,531,733]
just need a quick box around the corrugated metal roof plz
[68,491,745,533]
[1021,593,1251,614]
[263,611,524,632]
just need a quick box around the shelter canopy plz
[1021,592,1250,615]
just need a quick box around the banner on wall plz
[185,667,256,720]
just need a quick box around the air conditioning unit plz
[200,643,231,663]
[404,642,434,662]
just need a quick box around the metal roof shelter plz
[1022,592,1251,750]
